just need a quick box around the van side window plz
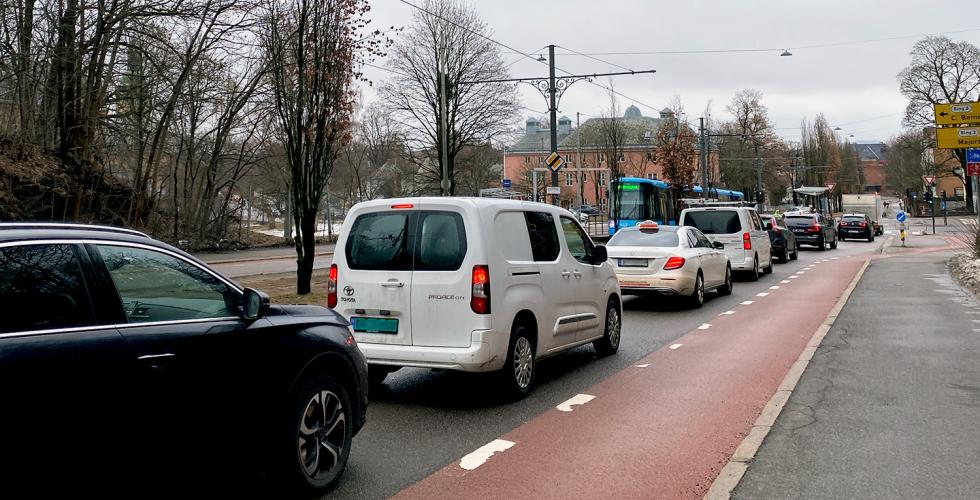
[346,212,415,270]
[416,212,467,271]
[494,212,533,261]
[523,211,560,262]
[559,217,595,264]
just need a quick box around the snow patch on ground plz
[949,253,980,299]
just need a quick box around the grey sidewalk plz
[734,252,980,499]
[193,243,334,264]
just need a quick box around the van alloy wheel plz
[606,306,621,349]
[513,336,533,389]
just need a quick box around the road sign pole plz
[932,186,937,235]
[547,44,559,207]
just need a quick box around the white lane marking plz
[556,393,596,412]
[832,257,839,260]
[780,280,791,284]
[789,275,800,279]
[669,343,683,350]
[459,439,515,470]
[720,310,736,316]
[698,323,712,330]
[972,320,980,324]
[740,300,755,305]
[769,286,780,290]
[756,292,769,297]
[635,363,651,368]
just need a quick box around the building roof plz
[509,107,672,153]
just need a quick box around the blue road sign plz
[968,148,980,163]
[896,211,907,222]
[502,178,512,188]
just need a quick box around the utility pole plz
[438,46,451,196]
[576,111,583,209]
[699,117,708,196]
[755,145,763,206]
[547,45,559,206]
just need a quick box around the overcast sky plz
[359,0,980,143]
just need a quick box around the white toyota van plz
[330,198,621,397]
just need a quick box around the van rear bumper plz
[357,329,509,372]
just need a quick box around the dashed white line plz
[740,300,755,305]
[698,323,712,330]
[460,439,515,470]
[832,257,839,260]
[769,285,780,290]
[789,275,800,279]
[720,310,736,316]
[756,292,769,297]
[669,343,683,350]
[556,393,596,412]
[780,280,791,284]
[635,363,651,368]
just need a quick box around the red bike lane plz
[395,257,867,500]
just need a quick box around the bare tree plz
[898,36,980,208]
[378,0,518,195]
[264,0,383,294]
[654,98,697,212]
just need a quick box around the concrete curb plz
[203,250,333,265]
[703,258,872,500]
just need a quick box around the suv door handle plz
[561,270,571,278]
[138,353,175,370]
[381,281,405,288]
[572,270,582,278]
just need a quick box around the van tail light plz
[471,265,490,314]
[327,264,338,308]
[742,232,752,250]
[663,256,686,270]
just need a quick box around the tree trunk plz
[295,210,316,294]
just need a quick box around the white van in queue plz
[678,206,773,281]
[330,197,621,397]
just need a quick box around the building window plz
[599,172,607,185]
[538,156,544,164]
[564,154,572,163]
[597,153,605,162]
[643,130,652,140]
[565,173,574,186]
[647,173,657,180]
[524,156,530,164]
[617,153,625,163]
[646,152,653,161]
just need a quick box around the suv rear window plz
[0,244,94,333]
[843,216,866,222]
[346,212,415,270]
[784,215,817,226]
[346,210,467,271]
[683,210,742,234]
[608,227,679,247]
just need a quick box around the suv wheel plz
[718,265,733,296]
[867,231,874,242]
[283,375,353,494]
[593,299,621,356]
[502,325,535,398]
[790,242,799,260]
[830,235,838,249]
[688,272,705,308]
[817,235,826,251]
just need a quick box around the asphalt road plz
[734,250,980,499]
[330,238,885,499]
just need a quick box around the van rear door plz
[410,202,475,348]
[341,204,417,346]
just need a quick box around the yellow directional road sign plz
[545,151,565,172]
[934,102,980,126]
[936,126,980,149]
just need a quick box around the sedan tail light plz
[858,222,867,228]
[742,232,751,250]
[471,265,490,314]
[663,256,686,270]
[807,223,821,233]
[327,264,338,308]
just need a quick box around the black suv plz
[838,213,875,241]
[0,223,367,493]
[761,214,799,262]
[783,213,838,250]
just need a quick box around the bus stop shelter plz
[793,186,838,214]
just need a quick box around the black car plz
[0,223,368,493]
[761,214,799,262]
[783,213,838,250]
[838,213,875,241]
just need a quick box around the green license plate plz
[351,317,398,334]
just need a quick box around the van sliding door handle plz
[381,281,406,288]
[573,270,582,278]
[561,270,571,278]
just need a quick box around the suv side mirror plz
[592,245,608,264]
[242,287,270,321]
[712,241,725,250]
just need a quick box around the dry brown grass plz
[237,272,329,306]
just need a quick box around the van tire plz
[747,255,760,281]
[501,325,535,399]
[763,254,773,274]
[594,298,621,356]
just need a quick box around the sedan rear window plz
[843,216,866,222]
[683,211,741,234]
[608,228,679,247]
[784,216,817,226]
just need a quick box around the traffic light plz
[755,190,766,204]
[924,191,933,204]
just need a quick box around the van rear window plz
[683,211,742,234]
[417,212,466,271]
[346,213,414,270]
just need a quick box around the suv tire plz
[281,375,353,494]
[593,299,621,356]
[817,235,826,251]
[501,325,535,399]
